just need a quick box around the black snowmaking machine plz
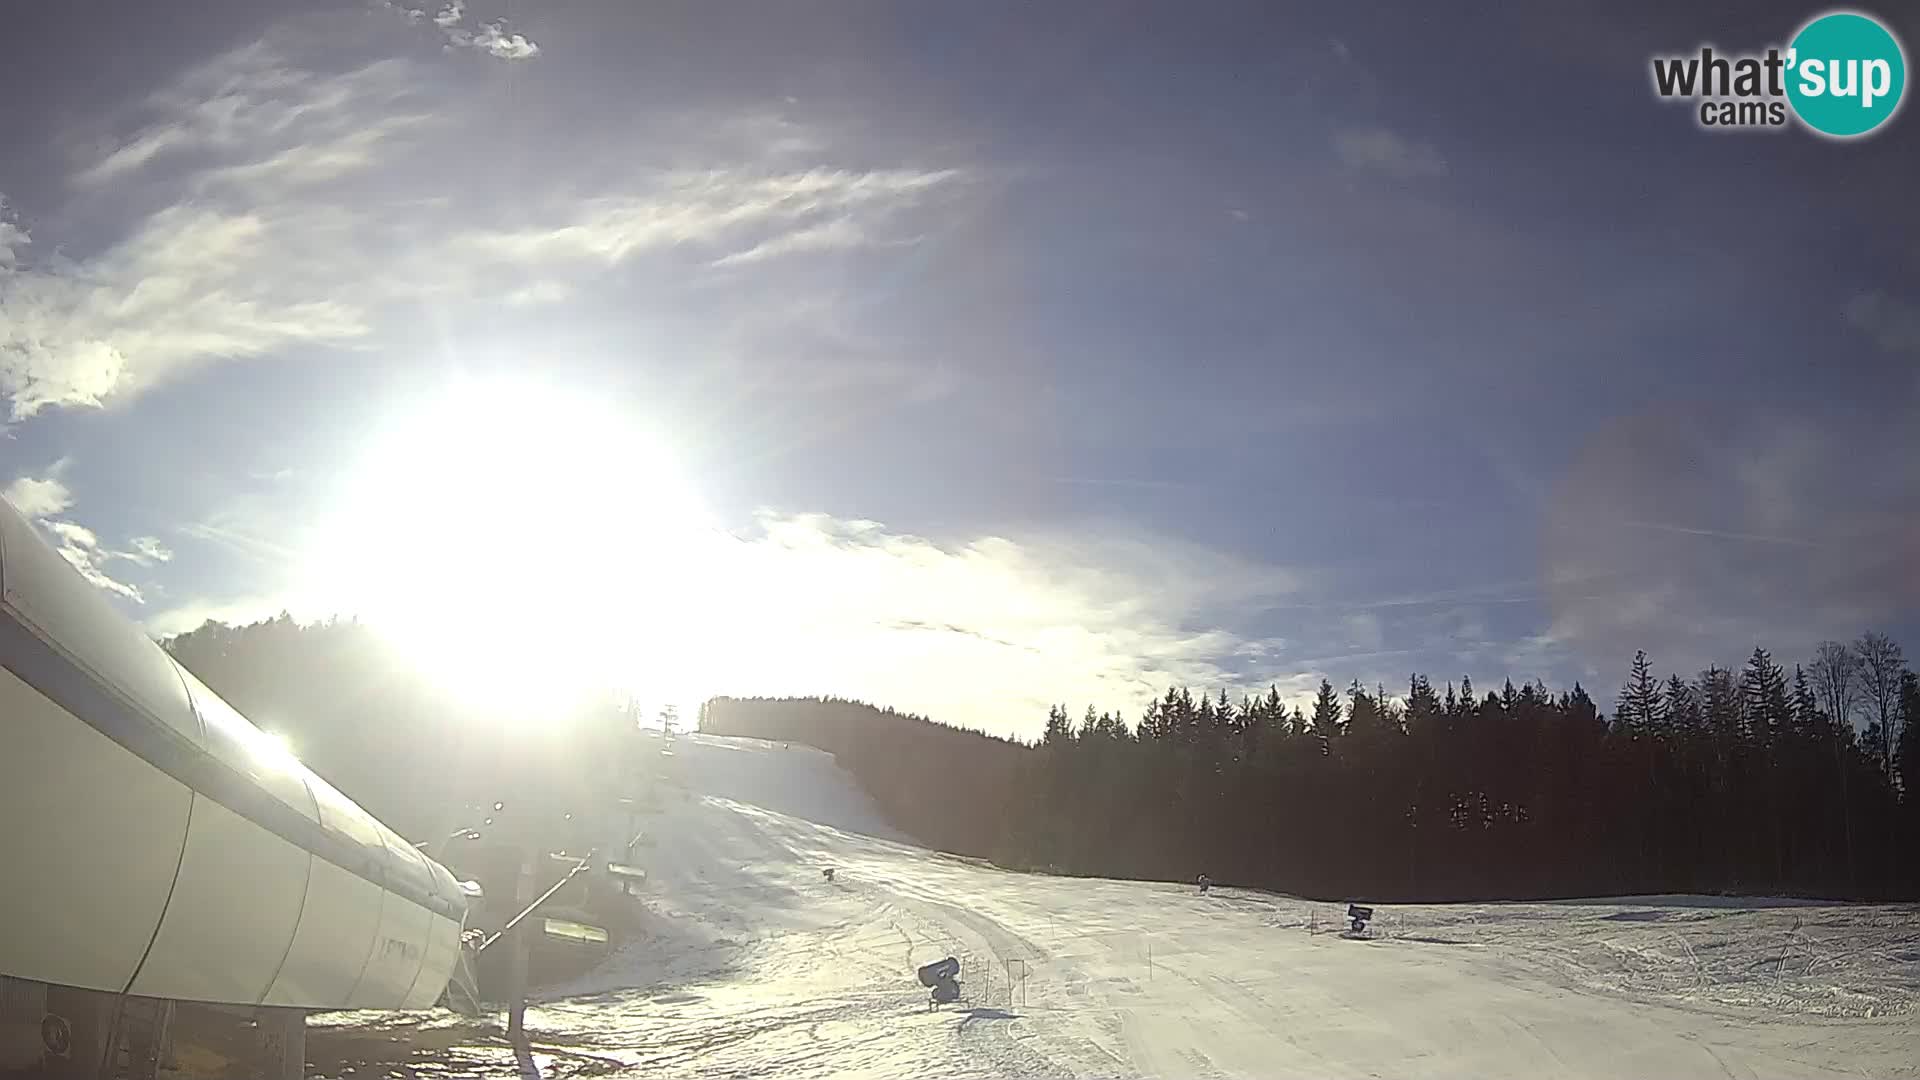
[916,956,962,1008]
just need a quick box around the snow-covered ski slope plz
[521,732,1918,1079]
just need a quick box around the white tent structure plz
[0,500,470,1076]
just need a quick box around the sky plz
[4,0,1919,740]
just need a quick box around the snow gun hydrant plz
[917,956,962,1008]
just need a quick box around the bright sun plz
[304,377,724,723]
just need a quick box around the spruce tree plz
[1310,679,1342,750]
[1618,650,1662,738]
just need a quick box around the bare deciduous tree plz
[1808,640,1861,888]
[1809,640,1861,739]
[1856,632,1905,777]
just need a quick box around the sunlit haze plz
[304,376,723,719]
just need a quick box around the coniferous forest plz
[704,635,1920,902]
[165,616,1918,903]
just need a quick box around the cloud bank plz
[0,14,964,422]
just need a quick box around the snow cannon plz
[917,956,960,987]
[1348,904,1374,935]
[917,956,961,1007]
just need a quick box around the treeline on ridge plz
[703,636,1920,902]
[161,616,1918,902]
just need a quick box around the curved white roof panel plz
[0,498,468,1008]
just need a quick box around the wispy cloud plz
[49,534,144,602]
[140,511,311,634]
[2,468,74,518]
[456,21,540,61]
[197,115,428,193]
[5,7,961,423]
[76,43,416,187]
[463,168,958,268]
[0,202,369,419]
[1333,127,1449,180]
[2,37,422,419]
[3,464,151,602]
[125,536,175,567]
[710,217,878,267]
[1620,518,1818,547]
[380,0,540,60]
[179,517,301,565]
[43,520,100,549]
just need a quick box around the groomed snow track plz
[457,731,1920,1080]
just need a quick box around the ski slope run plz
[520,732,1917,1079]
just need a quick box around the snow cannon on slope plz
[916,956,961,1008]
[1347,903,1374,936]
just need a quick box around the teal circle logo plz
[1786,11,1907,137]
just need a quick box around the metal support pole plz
[253,1007,304,1080]
[122,998,172,1080]
[506,847,535,1041]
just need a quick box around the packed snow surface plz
[317,731,1920,1078]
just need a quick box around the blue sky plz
[4,0,1918,738]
